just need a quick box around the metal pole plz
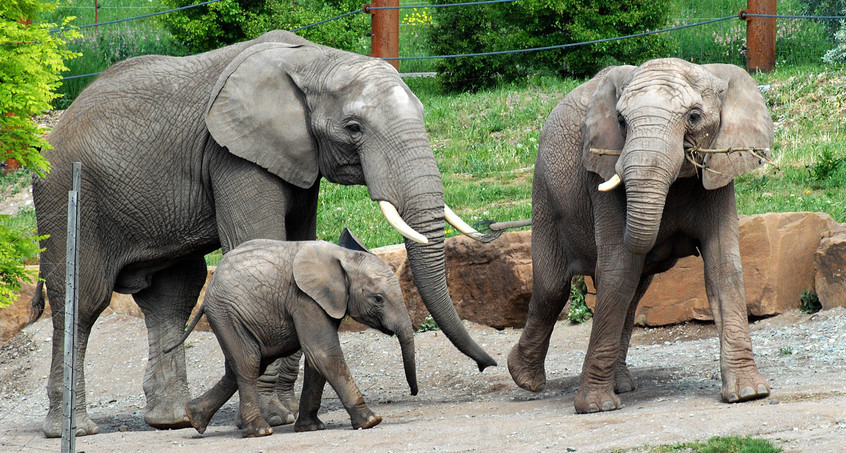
[368,0,400,69]
[742,0,777,72]
[61,162,81,453]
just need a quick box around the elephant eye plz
[345,123,362,134]
[687,110,702,126]
[374,294,384,305]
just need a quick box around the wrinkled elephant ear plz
[581,65,636,181]
[206,42,319,189]
[701,64,774,190]
[293,242,348,320]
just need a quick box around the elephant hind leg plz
[255,353,301,427]
[43,269,112,438]
[133,256,207,429]
[508,229,573,393]
[614,275,653,394]
[186,362,238,434]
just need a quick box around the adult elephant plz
[32,30,495,437]
[507,58,773,413]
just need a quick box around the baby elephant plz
[164,234,418,437]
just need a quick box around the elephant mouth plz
[377,200,483,244]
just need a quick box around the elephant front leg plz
[575,254,644,414]
[508,224,571,393]
[614,275,653,395]
[301,340,380,430]
[700,217,769,403]
[133,258,207,429]
[255,352,301,426]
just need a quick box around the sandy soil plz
[1,308,844,453]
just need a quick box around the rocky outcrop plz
[815,227,846,310]
[621,211,841,326]
[3,212,844,342]
[385,231,533,330]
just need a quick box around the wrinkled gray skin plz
[164,238,417,438]
[32,30,494,438]
[507,59,773,413]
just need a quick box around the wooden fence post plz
[742,0,777,72]
[368,0,400,70]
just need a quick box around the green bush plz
[0,0,72,305]
[567,275,592,324]
[429,0,671,92]
[823,22,846,63]
[798,0,846,37]
[160,0,369,54]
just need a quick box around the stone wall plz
[2,212,844,342]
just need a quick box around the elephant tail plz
[163,304,206,354]
[28,279,45,325]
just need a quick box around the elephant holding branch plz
[164,233,417,437]
[507,58,773,413]
[32,30,494,437]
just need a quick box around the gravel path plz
[1,308,844,452]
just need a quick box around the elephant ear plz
[701,64,774,190]
[206,42,319,189]
[293,242,348,320]
[581,65,636,181]
[339,228,372,254]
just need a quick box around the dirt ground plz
[0,308,844,453]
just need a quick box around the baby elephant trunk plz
[396,325,418,396]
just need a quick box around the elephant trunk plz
[365,124,496,371]
[619,135,681,255]
[396,323,418,396]
[403,210,498,371]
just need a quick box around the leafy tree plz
[0,0,78,306]
[431,0,671,92]
[160,0,369,54]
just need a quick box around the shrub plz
[798,0,846,37]
[160,0,369,54]
[0,0,73,305]
[429,0,671,92]
[799,289,822,314]
[567,275,592,324]
[823,21,846,63]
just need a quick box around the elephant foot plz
[507,344,546,392]
[294,415,325,432]
[574,384,622,414]
[241,418,273,438]
[721,369,770,403]
[145,399,191,430]
[351,414,382,430]
[257,392,297,426]
[614,364,638,394]
[185,399,212,434]
[43,408,100,438]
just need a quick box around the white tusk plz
[444,205,484,240]
[378,201,429,244]
[598,173,622,192]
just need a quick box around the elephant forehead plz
[618,83,700,114]
[347,85,417,115]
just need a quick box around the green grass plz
[619,435,782,453]
[41,0,188,109]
